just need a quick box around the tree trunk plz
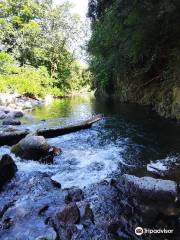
[0,115,102,146]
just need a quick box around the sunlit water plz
[1,95,180,188]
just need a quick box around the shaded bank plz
[88,0,180,120]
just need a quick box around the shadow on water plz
[31,95,180,166]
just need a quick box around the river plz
[0,95,180,239]
[1,95,180,188]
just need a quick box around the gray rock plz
[2,119,21,126]
[13,111,23,118]
[64,187,84,203]
[22,101,32,109]
[0,154,17,191]
[11,135,50,161]
[51,175,62,187]
[119,174,177,201]
[0,130,29,146]
[11,135,61,163]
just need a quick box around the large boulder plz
[116,174,180,237]
[119,174,177,202]
[11,135,61,163]
[11,135,49,160]
[0,154,17,190]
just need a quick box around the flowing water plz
[1,95,180,188]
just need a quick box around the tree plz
[0,0,89,96]
[88,0,180,94]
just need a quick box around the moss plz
[171,87,180,120]
[11,143,23,156]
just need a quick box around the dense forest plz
[0,0,90,97]
[88,0,180,120]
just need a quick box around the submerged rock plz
[0,216,57,240]
[0,155,17,191]
[147,156,180,181]
[0,111,6,119]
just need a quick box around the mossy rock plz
[11,135,50,160]
[11,143,23,156]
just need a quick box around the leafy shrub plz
[0,52,54,97]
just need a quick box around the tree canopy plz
[0,0,90,97]
[88,0,180,94]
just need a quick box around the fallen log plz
[37,114,102,138]
[0,130,30,146]
[0,115,102,146]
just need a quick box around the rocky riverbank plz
[0,93,42,111]
[0,144,179,239]
[0,93,43,128]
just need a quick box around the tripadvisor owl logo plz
[135,227,174,235]
[135,227,144,236]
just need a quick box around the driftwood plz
[0,115,102,146]
[0,130,30,146]
[37,114,102,138]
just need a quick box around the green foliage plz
[0,71,51,97]
[0,52,53,97]
[68,61,92,91]
[0,0,89,97]
[0,52,15,74]
[88,0,180,94]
